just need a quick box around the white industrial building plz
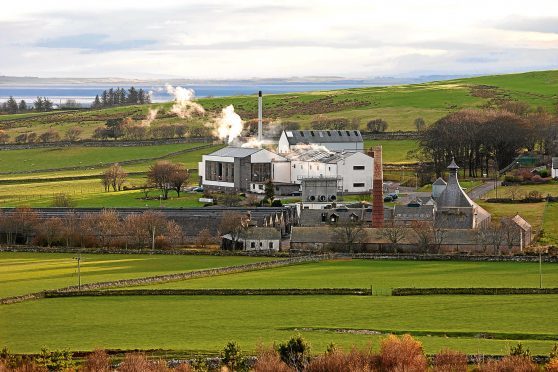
[278,130,364,154]
[284,148,373,193]
[199,146,373,195]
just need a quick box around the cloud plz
[34,33,157,52]
[497,16,558,34]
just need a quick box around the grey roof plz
[553,157,558,169]
[283,148,361,163]
[394,205,434,220]
[506,215,532,231]
[283,130,363,145]
[435,161,474,209]
[447,158,459,170]
[240,227,281,240]
[207,146,261,158]
[433,177,447,186]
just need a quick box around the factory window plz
[321,213,327,222]
[293,164,296,168]
[346,131,351,136]
[269,242,273,249]
[299,131,305,137]
[337,130,342,136]
[353,183,365,187]
[353,165,365,170]
[250,242,256,248]
[327,131,332,136]
[258,184,264,190]
[259,242,263,247]
[310,131,315,136]
[354,130,359,136]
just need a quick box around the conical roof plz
[436,159,474,208]
[447,157,459,170]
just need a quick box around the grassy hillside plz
[1,70,557,140]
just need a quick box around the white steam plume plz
[165,84,205,118]
[141,108,159,126]
[215,105,243,144]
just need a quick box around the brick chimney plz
[369,146,384,228]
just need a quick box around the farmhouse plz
[221,227,281,251]
[277,129,364,154]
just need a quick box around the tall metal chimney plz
[257,90,263,142]
[369,146,384,228]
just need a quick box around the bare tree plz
[500,218,521,253]
[487,222,505,255]
[218,211,249,250]
[65,127,82,141]
[507,185,523,201]
[411,221,434,253]
[196,228,215,249]
[169,163,189,197]
[102,164,128,192]
[377,227,407,253]
[332,220,365,253]
[147,160,183,199]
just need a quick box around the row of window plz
[250,241,275,249]
[298,130,360,137]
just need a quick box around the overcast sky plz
[1,0,558,79]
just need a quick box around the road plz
[467,181,502,201]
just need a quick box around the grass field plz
[542,202,558,245]
[0,252,277,298]
[1,255,557,355]
[363,139,418,164]
[136,259,558,290]
[0,143,208,173]
[1,295,557,355]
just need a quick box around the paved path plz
[467,181,502,201]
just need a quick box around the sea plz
[0,82,375,106]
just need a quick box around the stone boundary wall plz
[0,143,214,175]
[350,253,558,263]
[392,287,558,296]
[0,137,213,151]
[0,246,293,257]
[361,131,420,140]
[44,287,370,297]
[0,254,331,305]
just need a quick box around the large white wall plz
[289,160,337,183]
[336,152,373,193]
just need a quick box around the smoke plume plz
[165,84,205,118]
[141,108,159,126]
[215,105,244,144]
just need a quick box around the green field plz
[0,143,208,173]
[1,294,556,355]
[363,139,418,164]
[134,259,558,290]
[1,254,557,355]
[0,252,277,298]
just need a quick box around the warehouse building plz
[277,130,364,154]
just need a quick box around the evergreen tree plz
[101,90,109,107]
[127,86,138,104]
[92,95,102,109]
[34,96,44,111]
[43,97,53,111]
[138,89,146,104]
[108,88,115,106]
[18,100,27,112]
[6,96,18,114]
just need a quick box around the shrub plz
[271,199,283,207]
[51,193,77,208]
[81,349,111,372]
[379,334,427,372]
[479,355,537,372]
[252,345,292,372]
[278,335,311,371]
[433,348,467,372]
[510,343,531,358]
[118,353,152,372]
[306,347,380,372]
[34,348,74,371]
[547,358,558,372]
[222,341,242,371]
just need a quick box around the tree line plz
[417,107,558,177]
[91,87,151,108]
[0,208,182,249]
[0,96,55,114]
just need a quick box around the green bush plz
[278,334,311,371]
